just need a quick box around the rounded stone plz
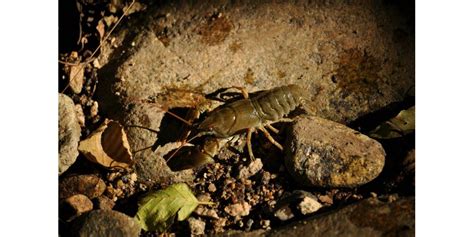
[60,194,93,222]
[59,93,81,175]
[72,210,141,237]
[284,116,385,188]
[59,174,106,199]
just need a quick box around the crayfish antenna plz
[165,132,208,162]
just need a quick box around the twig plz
[60,0,136,93]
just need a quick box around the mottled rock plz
[224,201,251,217]
[273,190,321,221]
[298,196,323,215]
[71,210,141,237]
[269,196,415,237]
[97,0,414,127]
[60,194,93,222]
[94,195,115,210]
[59,174,106,199]
[238,158,263,179]
[75,104,85,127]
[59,94,81,175]
[274,206,294,221]
[95,0,414,186]
[188,217,206,236]
[194,206,220,219]
[285,116,385,187]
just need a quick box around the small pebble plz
[318,195,333,205]
[116,179,125,189]
[188,217,206,236]
[75,104,86,127]
[208,183,217,192]
[224,201,251,217]
[194,206,219,219]
[274,206,294,221]
[60,194,93,222]
[261,219,271,230]
[90,101,99,118]
[238,158,263,179]
[130,173,138,184]
[297,196,323,215]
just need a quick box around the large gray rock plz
[59,93,81,175]
[71,210,141,237]
[96,0,413,185]
[268,196,414,237]
[285,116,385,188]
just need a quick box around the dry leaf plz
[369,106,415,139]
[78,119,133,169]
[135,183,213,232]
[68,64,84,94]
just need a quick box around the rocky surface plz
[272,190,322,221]
[59,93,81,175]
[188,217,206,236]
[285,116,385,187]
[71,210,141,237]
[95,0,414,187]
[60,194,93,222]
[97,0,414,123]
[268,196,415,237]
[93,195,115,210]
[59,174,106,199]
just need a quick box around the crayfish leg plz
[258,126,284,151]
[246,128,255,160]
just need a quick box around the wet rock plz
[224,201,251,217]
[59,94,81,175]
[188,217,206,236]
[60,194,93,222]
[285,116,385,188]
[268,196,415,237]
[59,174,106,199]
[94,195,115,210]
[71,210,141,237]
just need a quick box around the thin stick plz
[60,0,136,93]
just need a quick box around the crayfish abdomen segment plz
[251,84,304,123]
